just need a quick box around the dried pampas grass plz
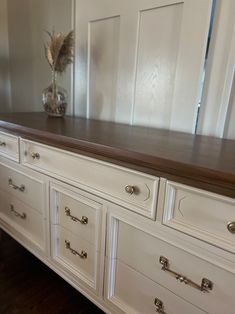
[45,30,74,73]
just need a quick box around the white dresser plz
[0,113,234,314]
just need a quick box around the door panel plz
[75,0,212,132]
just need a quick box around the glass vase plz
[42,71,68,117]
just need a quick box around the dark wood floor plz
[0,230,104,314]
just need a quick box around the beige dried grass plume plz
[45,30,74,73]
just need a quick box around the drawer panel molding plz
[51,226,101,294]
[0,131,19,162]
[107,212,235,314]
[105,259,206,314]
[50,182,103,248]
[0,162,46,215]
[0,189,46,252]
[163,181,235,253]
[22,139,159,219]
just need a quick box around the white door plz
[75,0,213,133]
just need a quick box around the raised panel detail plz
[133,3,183,128]
[163,181,235,253]
[88,16,120,121]
[75,0,212,132]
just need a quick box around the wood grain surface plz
[0,112,234,197]
[0,231,104,314]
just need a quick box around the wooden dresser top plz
[0,112,234,197]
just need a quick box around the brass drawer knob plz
[154,298,167,314]
[31,152,40,160]
[227,222,235,234]
[125,185,136,195]
[0,141,6,147]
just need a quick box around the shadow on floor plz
[0,230,104,314]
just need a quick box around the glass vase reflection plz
[42,83,68,117]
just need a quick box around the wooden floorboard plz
[0,230,104,314]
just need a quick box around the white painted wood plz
[106,259,206,314]
[133,3,183,128]
[0,189,46,252]
[0,131,19,162]
[0,161,45,215]
[224,71,235,139]
[197,0,235,138]
[0,0,12,112]
[222,23,235,140]
[22,139,159,219]
[75,0,212,132]
[51,225,99,292]
[50,182,102,247]
[107,214,235,314]
[88,16,120,120]
[163,181,235,253]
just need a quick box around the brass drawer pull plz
[8,178,25,192]
[65,207,88,225]
[31,152,40,160]
[0,141,6,147]
[227,221,235,234]
[10,204,26,219]
[125,185,137,195]
[159,256,213,293]
[154,298,167,314]
[65,240,87,259]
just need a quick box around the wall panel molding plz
[75,0,212,133]
[197,0,235,139]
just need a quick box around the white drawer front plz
[22,140,159,219]
[163,181,235,252]
[0,189,45,251]
[106,260,206,314]
[113,219,235,314]
[50,183,101,246]
[0,162,45,214]
[0,131,19,162]
[51,226,99,292]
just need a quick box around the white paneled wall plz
[2,0,235,139]
[197,0,235,139]
[0,0,11,112]
[6,0,74,113]
[75,0,212,133]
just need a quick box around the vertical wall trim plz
[130,11,141,126]
[86,21,91,119]
[197,0,235,137]
[71,0,76,116]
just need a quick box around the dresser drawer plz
[22,140,159,219]
[114,219,235,314]
[51,226,100,292]
[163,181,235,252]
[0,162,45,214]
[50,183,102,246]
[0,131,19,162]
[0,189,45,251]
[106,260,206,314]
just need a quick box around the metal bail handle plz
[154,298,167,314]
[159,256,213,293]
[65,207,88,225]
[65,240,87,259]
